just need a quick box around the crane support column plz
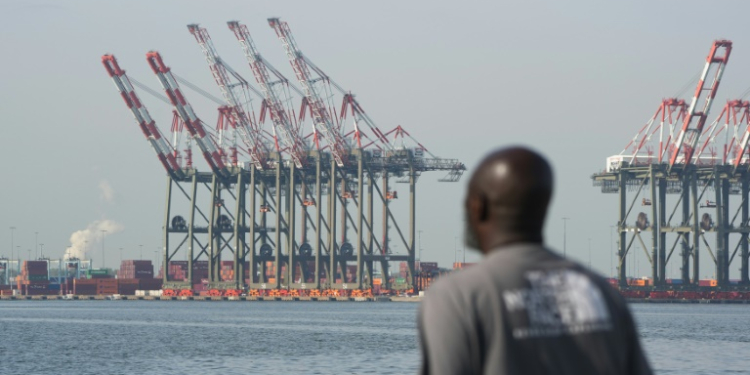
[233,173,245,288]
[618,169,628,287]
[658,176,667,284]
[408,168,417,290]
[721,174,730,286]
[715,171,725,285]
[315,155,322,289]
[742,174,750,285]
[187,175,198,285]
[650,167,659,283]
[692,171,700,285]
[274,162,282,288]
[382,173,391,290]
[288,162,296,285]
[329,160,337,288]
[356,152,364,289]
[249,167,256,285]
[208,176,220,284]
[681,173,691,283]
[366,168,374,286]
[163,177,172,283]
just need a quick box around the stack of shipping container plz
[17,261,50,295]
[119,260,154,279]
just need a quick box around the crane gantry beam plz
[669,40,732,170]
[188,24,269,170]
[146,51,230,178]
[228,20,308,168]
[102,54,185,179]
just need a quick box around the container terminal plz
[12,26,749,304]
[98,18,465,299]
[0,258,462,300]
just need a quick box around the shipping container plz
[453,262,476,270]
[420,262,439,272]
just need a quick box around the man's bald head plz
[464,147,553,253]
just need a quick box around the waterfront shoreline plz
[0,295,424,302]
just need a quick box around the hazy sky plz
[3,0,750,278]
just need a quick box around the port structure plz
[103,19,465,295]
[593,40,750,288]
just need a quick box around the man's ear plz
[467,194,489,223]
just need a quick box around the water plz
[0,301,419,374]
[0,301,747,374]
[632,303,750,374]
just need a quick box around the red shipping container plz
[193,284,207,292]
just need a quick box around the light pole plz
[562,217,570,257]
[100,230,107,269]
[39,244,44,259]
[9,227,15,264]
[454,236,458,266]
[418,230,423,262]
[139,244,143,260]
[610,225,615,278]
[34,232,38,259]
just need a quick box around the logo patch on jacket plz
[502,270,612,339]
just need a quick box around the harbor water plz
[0,301,746,374]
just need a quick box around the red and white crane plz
[188,24,269,170]
[146,51,230,177]
[268,17,349,167]
[669,40,732,169]
[228,20,308,168]
[102,54,185,179]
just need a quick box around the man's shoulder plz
[425,264,486,298]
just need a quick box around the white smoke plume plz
[66,220,124,260]
[99,180,115,203]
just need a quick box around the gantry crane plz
[228,21,308,168]
[102,54,185,179]
[146,51,230,177]
[188,24,270,170]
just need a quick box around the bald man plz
[418,147,652,375]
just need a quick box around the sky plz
[3,0,750,278]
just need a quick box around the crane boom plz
[724,100,750,169]
[228,21,307,168]
[145,51,230,177]
[268,17,348,167]
[669,40,732,169]
[102,54,184,179]
[187,24,268,170]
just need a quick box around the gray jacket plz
[418,243,652,375]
